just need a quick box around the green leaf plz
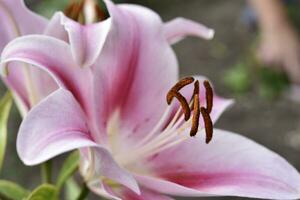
[64,178,80,200]
[56,151,80,191]
[0,180,29,200]
[26,184,57,200]
[0,92,12,172]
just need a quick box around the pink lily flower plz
[2,0,300,199]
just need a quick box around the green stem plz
[76,184,89,200]
[41,160,52,183]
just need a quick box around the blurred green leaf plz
[65,177,81,200]
[258,67,289,99]
[224,62,251,94]
[56,151,80,191]
[0,180,29,200]
[0,92,12,173]
[26,184,57,200]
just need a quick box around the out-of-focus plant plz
[224,51,290,99]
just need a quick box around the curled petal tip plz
[207,29,215,40]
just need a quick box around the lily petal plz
[45,12,112,68]
[117,187,173,200]
[87,180,171,200]
[164,17,214,44]
[81,147,140,195]
[17,88,93,165]
[0,0,46,50]
[18,88,139,194]
[138,129,300,199]
[0,35,93,116]
[93,0,178,141]
[0,0,48,109]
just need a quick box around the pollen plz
[166,77,214,143]
[204,80,213,114]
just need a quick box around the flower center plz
[116,77,214,168]
[64,0,106,24]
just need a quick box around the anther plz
[167,90,191,121]
[167,77,194,104]
[200,107,213,144]
[64,1,84,21]
[204,80,213,114]
[193,80,200,96]
[190,94,200,136]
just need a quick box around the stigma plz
[166,77,214,144]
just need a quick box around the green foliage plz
[56,151,80,191]
[224,56,290,100]
[26,184,57,200]
[224,62,251,94]
[65,178,81,200]
[0,92,12,173]
[258,67,289,99]
[0,180,29,200]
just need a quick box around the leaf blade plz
[0,180,29,200]
[0,92,12,172]
[56,151,80,191]
[26,184,57,200]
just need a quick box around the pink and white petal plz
[0,35,94,116]
[0,0,47,109]
[15,86,139,193]
[44,12,69,42]
[164,17,214,45]
[138,129,300,199]
[85,180,122,200]
[117,187,173,200]
[45,12,112,68]
[81,147,140,195]
[0,0,47,50]
[87,180,171,200]
[17,88,94,165]
[93,0,178,142]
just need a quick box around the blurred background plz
[2,0,300,199]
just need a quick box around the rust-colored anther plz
[200,107,213,144]
[193,80,199,96]
[167,77,194,104]
[190,80,200,110]
[95,3,106,21]
[190,94,200,137]
[64,3,75,17]
[64,0,84,21]
[167,90,191,121]
[203,80,213,114]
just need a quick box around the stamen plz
[166,77,194,104]
[204,80,213,114]
[165,78,215,143]
[193,80,200,96]
[167,90,190,121]
[200,107,213,144]
[190,80,199,110]
[190,94,200,136]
